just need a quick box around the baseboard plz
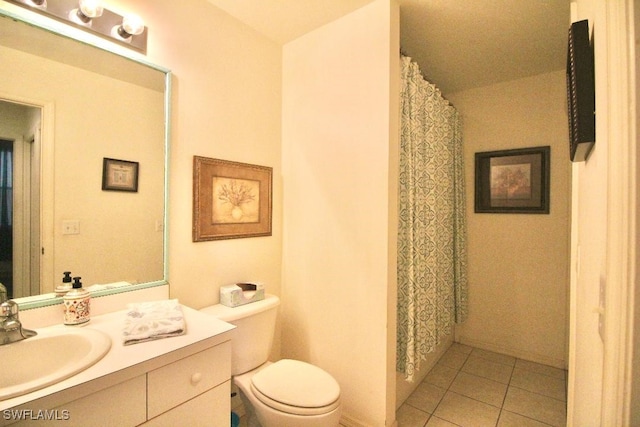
[339,414,367,427]
[456,336,567,369]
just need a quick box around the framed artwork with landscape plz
[193,156,272,241]
[474,146,550,214]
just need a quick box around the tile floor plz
[397,343,567,427]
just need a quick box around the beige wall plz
[448,71,571,369]
[281,1,399,424]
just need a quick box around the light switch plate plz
[62,220,80,235]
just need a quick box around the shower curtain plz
[396,55,468,382]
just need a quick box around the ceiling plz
[206,0,570,95]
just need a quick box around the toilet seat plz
[250,359,341,416]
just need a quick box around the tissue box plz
[220,283,265,307]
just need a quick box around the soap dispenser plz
[55,271,73,296]
[63,277,90,325]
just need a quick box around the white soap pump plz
[63,277,91,325]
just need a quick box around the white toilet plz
[201,294,342,427]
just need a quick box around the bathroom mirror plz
[0,5,170,309]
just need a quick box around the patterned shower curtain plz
[396,55,468,382]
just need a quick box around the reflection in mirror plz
[0,101,41,299]
[0,10,170,308]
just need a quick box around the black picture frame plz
[566,19,595,162]
[102,158,139,192]
[475,146,550,214]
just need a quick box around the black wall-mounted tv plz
[566,19,595,162]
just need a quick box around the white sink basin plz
[0,328,111,400]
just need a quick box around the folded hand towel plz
[123,299,186,346]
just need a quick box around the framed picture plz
[102,158,139,192]
[475,146,550,214]
[193,156,272,241]
[566,19,595,162]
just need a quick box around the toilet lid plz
[250,359,340,414]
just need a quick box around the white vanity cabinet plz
[7,341,231,427]
[1,307,235,427]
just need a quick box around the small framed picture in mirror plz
[102,158,139,192]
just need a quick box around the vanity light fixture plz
[5,0,147,53]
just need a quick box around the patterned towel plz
[123,299,186,345]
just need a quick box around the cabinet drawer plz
[147,341,231,419]
[143,381,230,427]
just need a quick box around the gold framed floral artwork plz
[193,156,272,241]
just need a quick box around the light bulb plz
[118,14,145,38]
[78,0,104,18]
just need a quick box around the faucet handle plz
[0,300,19,319]
[0,299,36,343]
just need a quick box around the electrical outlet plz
[62,220,80,235]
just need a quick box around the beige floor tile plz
[406,381,447,413]
[424,363,459,389]
[497,410,553,427]
[439,347,470,370]
[425,416,459,426]
[449,371,508,407]
[515,359,567,380]
[503,386,567,427]
[471,348,517,366]
[397,346,567,427]
[462,354,514,384]
[397,403,430,427]
[510,368,567,401]
[433,392,500,427]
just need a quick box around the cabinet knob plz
[191,373,202,385]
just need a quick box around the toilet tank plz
[201,294,280,375]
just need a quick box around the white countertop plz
[0,305,235,412]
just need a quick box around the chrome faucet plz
[0,283,37,346]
